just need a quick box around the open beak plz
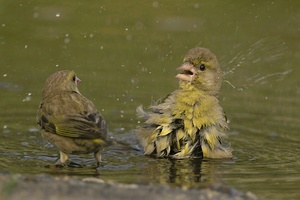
[175,62,196,82]
[76,77,81,85]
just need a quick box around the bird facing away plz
[37,70,111,166]
[136,47,233,159]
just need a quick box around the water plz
[1,1,300,199]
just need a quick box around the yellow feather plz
[176,129,185,149]
[92,139,104,145]
[176,129,185,141]
[148,130,159,143]
[159,126,172,136]
[145,143,155,155]
[146,114,172,125]
[156,136,170,156]
[201,142,210,157]
[172,141,197,158]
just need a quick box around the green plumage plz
[37,70,111,165]
[136,47,233,159]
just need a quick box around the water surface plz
[1,1,300,199]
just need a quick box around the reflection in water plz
[44,164,102,177]
[143,158,221,187]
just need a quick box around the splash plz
[222,37,291,89]
[247,69,293,84]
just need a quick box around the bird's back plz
[37,91,108,141]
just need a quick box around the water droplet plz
[21,142,29,146]
[33,12,39,18]
[126,35,132,41]
[134,21,144,30]
[28,128,39,133]
[23,93,32,102]
[22,96,31,102]
[64,38,70,44]
[55,13,60,17]
[152,1,159,8]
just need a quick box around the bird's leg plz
[55,151,69,165]
[94,151,103,167]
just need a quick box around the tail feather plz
[136,105,149,119]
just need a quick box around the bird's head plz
[176,47,222,96]
[42,70,81,98]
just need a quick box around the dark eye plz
[72,75,76,82]
[199,64,206,71]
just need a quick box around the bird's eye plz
[199,64,206,71]
[72,75,76,82]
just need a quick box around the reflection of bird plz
[37,70,111,166]
[136,47,233,159]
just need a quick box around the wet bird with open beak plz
[136,47,232,159]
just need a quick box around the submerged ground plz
[0,173,257,200]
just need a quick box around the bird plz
[37,70,111,166]
[136,47,233,159]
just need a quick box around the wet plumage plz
[37,70,111,165]
[136,47,233,159]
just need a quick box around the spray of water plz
[222,37,291,90]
